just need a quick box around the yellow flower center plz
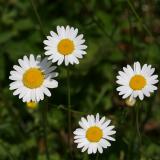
[23,68,44,89]
[129,75,146,90]
[58,39,74,55]
[26,101,38,109]
[86,126,103,142]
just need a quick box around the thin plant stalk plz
[127,0,153,37]
[40,106,50,160]
[135,104,141,142]
[57,105,85,115]
[134,103,142,159]
[67,67,73,159]
[30,0,44,37]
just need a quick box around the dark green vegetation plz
[0,0,160,159]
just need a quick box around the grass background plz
[0,0,160,159]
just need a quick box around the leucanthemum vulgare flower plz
[43,25,87,66]
[116,62,158,100]
[9,54,58,102]
[73,113,116,154]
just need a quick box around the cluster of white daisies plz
[9,26,159,154]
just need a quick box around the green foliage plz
[0,0,160,159]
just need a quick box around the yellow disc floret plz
[86,126,103,142]
[129,75,146,90]
[23,68,44,89]
[58,39,74,55]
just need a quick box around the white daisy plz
[9,54,58,102]
[73,113,116,154]
[43,25,87,66]
[116,62,158,100]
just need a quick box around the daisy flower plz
[9,54,58,102]
[43,25,87,66]
[73,113,116,154]
[116,62,158,100]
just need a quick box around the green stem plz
[135,104,142,159]
[30,0,44,37]
[127,0,153,37]
[128,10,134,63]
[80,0,118,48]
[57,105,85,115]
[40,106,50,160]
[67,67,73,159]
[135,105,141,141]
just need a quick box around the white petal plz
[42,87,51,97]
[97,144,103,154]
[73,128,85,136]
[9,81,23,90]
[101,120,111,129]
[44,79,58,88]
[99,139,109,148]
[81,143,89,153]
[104,135,116,141]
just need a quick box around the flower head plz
[9,54,58,102]
[26,101,38,109]
[73,113,116,154]
[116,62,158,100]
[43,25,87,66]
[125,97,136,107]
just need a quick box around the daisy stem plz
[135,104,141,144]
[67,67,73,158]
[127,0,153,37]
[30,0,44,37]
[40,106,50,160]
[133,103,142,159]
[57,105,85,115]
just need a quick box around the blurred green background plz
[0,0,160,159]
